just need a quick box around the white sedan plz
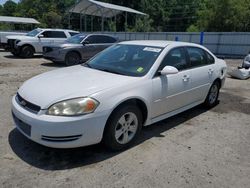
[11,40,227,150]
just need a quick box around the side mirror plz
[38,34,44,38]
[160,66,179,75]
[82,40,89,45]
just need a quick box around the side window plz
[102,36,117,43]
[40,31,66,38]
[85,36,98,44]
[187,47,207,67]
[159,47,188,71]
[41,31,51,38]
[206,51,215,64]
[50,31,67,38]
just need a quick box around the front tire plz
[204,81,220,107]
[20,45,34,58]
[65,52,81,66]
[103,105,143,151]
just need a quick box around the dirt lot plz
[0,51,249,188]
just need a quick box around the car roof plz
[119,40,203,48]
[85,33,117,38]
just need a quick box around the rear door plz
[37,31,67,53]
[49,31,67,45]
[185,47,216,103]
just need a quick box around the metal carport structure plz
[0,16,40,24]
[68,0,147,32]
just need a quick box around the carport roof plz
[0,16,40,24]
[69,0,147,18]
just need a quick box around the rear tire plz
[204,81,220,108]
[20,45,34,58]
[65,52,81,66]
[103,105,142,151]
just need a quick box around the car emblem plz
[20,100,27,106]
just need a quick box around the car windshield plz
[26,29,41,37]
[83,44,163,77]
[66,34,86,44]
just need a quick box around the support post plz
[68,13,71,29]
[200,32,204,45]
[80,14,82,32]
[125,12,128,32]
[85,15,87,32]
[101,16,104,32]
[91,17,93,32]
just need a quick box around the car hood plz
[6,35,34,40]
[18,65,138,109]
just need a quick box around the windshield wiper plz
[99,69,126,75]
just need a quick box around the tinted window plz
[69,32,79,36]
[85,35,116,44]
[102,36,117,43]
[187,47,207,67]
[85,35,99,44]
[206,51,215,64]
[41,31,66,38]
[159,47,188,71]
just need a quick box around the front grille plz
[16,93,41,114]
[12,112,31,137]
[7,39,15,50]
[43,46,53,53]
[41,135,82,142]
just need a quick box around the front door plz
[151,47,193,118]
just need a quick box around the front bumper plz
[11,96,110,148]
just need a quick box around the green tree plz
[2,0,17,16]
[42,11,62,28]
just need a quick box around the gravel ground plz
[0,51,249,188]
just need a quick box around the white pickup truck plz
[0,31,27,49]
[6,28,79,58]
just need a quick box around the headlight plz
[47,97,99,116]
[15,40,21,44]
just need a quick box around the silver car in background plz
[43,34,118,66]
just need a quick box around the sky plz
[0,0,19,5]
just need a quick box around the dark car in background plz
[43,33,118,66]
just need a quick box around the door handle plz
[182,75,190,82]
[208,69,214,74]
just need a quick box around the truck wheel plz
[65,52,81,66]
[20,46,34,58]
[103,105,142,151]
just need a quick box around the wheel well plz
[107,99,148,126]
[21,44,35,52]
[66,50,81,59]
[213,78,222,88]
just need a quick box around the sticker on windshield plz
[143,47,162,53]
[137,67,144,73]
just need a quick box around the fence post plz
[175,36,179,41]
[200,32,204,45]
